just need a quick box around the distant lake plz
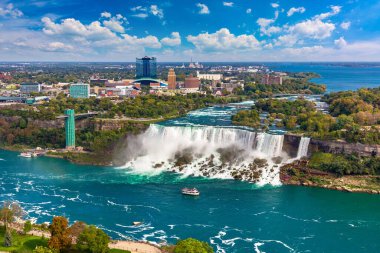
[264,62,380,92]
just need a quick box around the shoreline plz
[2,221,163,253]
[280,162,380,194]
[3,146,380,195]
[3,144,380,195]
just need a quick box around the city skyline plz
[0,0,380,61]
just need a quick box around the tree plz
[77,225,110,253]
[4,229,12,247]
[48,216,72,251]
[174,238,214,253]
[285,116,298,130]
[68,221,87,244]
[24,220,33,233]
[0,202,24,247]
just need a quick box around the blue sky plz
[0,0,380,61]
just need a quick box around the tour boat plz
[181,188,200,196]
[20,152,32,158]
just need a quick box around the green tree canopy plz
[174,238,214,253]
[77,225,110,253]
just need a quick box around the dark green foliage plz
[174,238,214,253]
[243,77,325,98]
[254,98,316,115]
[231,110,260,128]
[24,220,33,233]
[77,225,110,253]
[323,88,380,115]
[310,152,380,176]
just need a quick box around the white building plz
[196,71,223,81]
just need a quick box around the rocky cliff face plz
[29,118,91,129]
[94,119,149,131]
[309,139,380,156]
[284,133,380,157]
[283,134,302,157]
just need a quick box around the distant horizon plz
[1,61,380,64]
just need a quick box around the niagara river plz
[1,103,380,253]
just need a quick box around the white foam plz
[121,124,289,185]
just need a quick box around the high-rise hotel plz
[136,56,157,79]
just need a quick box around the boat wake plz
[121,124,309,186]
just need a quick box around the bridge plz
[58,110,99,149]
[272,94,322,97]
[56,111,99,119]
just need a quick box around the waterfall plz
[256,133,284,157]
[296,137,310,159]
[122,124,287,185]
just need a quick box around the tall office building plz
[136,56,157,79]
[64,109,75,149]
[70,83,90,98]
[167,68,176,89]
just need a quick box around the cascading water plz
[296,137,310,159]
[122,124,289,185]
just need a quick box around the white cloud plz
[122,34,161,48]
[287,7,305,17]
[131,6,147,12]
[132,13,148,19]
[340,21,351,30]
[41,16,162,50]
[275,34,299,47]
[187,28,260,51]
[282,45,324,56]
[150,5,164,19]
[44,42,74,52]
[130,5,163,20]
[0,3,23,18]
[289,19,335,39]
[102,13,128,33]
[161,32,181,46]
[42,17,117,41]
[100,12,111,18]
[257,10,280,36]
[223,2,234,7]
[196,3,210,14]
[271,3,279,8]
[246,8,252,14]
[334,36,347,48]
[314,5,341,20]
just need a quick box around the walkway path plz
[109,240,162,253]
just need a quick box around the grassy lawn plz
[0,226,48,252]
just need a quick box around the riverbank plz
[0,145,115,166]
[1,222,162,253]
[280,161,380,194]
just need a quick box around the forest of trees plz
[309,152,380,176]
[233,87,380,145]
[240,78,326,98]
